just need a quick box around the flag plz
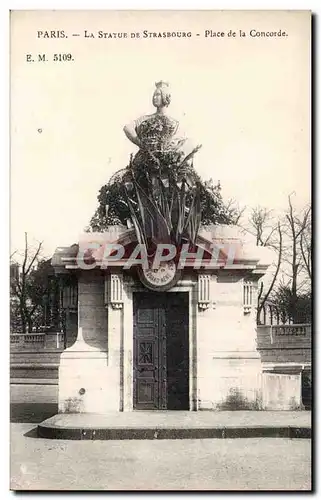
[124,187,147,248]
[134,178,171,245]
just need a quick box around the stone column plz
[58,271,118,414]
[105,273,124,411]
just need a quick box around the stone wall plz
[196,271,262,410]
[257,324,311,365]
[262,372,302,410]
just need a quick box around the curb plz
[37,424,311,440]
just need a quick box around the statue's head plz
[152,81,171,108]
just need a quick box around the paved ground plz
[10,397,312,490]
[11,423,311,491]
[39,409,311,428]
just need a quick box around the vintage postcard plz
[10,10,311,491]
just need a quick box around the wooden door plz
[133,293,166,410]
[133,292,189,410]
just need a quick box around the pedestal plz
[58,327,119,414]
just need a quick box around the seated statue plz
[123,81,197,182]
[105,81,203,246]
[124,81,180,151]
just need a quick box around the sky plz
[10,10,311,259]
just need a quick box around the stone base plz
[262,372,302,410]
[198,352,263,410]
[58,350,119,414]
[58,326,120,414]
[37,411,311,440]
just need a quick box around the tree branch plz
[300,229,312,280]
[258,222,283,313]
[25,241,43,276]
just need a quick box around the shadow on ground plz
[10,403,58,423]
[23,427,39,438]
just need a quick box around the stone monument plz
[53,81,272,413]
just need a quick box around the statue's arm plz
[123,121,142,148]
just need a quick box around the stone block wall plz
[262,372,302,410]
[257,325,311,365]
[196,271,262,410]
[77,273,108,351]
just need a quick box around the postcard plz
[10,10,311,491]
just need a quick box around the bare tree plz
[281,195,311,320]
[241,206,283,324]
[225,198,246,225]
[257,223,283,324]
[10,232,49,333]
[249,207,278,247]
[299,206,312,281]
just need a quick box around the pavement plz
[39,410,311,428]
[10,422,312,491]
[38,410,311,440]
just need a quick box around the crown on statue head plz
[155,80,169,89]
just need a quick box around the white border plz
[4,1,318,498]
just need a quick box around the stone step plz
[37,411,311,440]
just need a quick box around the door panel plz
[133,292,189,410]
[133,294,162,409]
[166,294,189,410]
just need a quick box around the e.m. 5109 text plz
[26,54,74,63]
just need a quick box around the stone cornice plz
[52,225,272,274]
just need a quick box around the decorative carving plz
[243,280,253,314]
[198,274,211,310]
[272,325,307,336]
[105,274,124,309]
[138,260,181,292]
[139,342,153,364]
